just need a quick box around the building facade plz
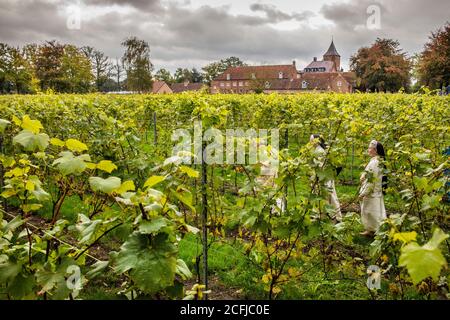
[211,40,356,94]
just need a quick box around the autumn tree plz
[350,38,412,92]
[121,37,153,93]
[34,41,65,92]
[416,22,450,90]
[0,43,34,94]
[34,41,93,93]
[202,56,246,84]
[60,45,93,93]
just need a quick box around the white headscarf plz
[369,140,378,149]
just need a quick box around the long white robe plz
[359,156,387,232]
[313,146,342,221]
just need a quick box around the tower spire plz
[323,38,341,71]
[324,38,340,57]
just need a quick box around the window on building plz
[226,74,231,80]
[296,74,300,79]
[245,81,249,86]
[302,81,308,89]
[239,81,243,87]
[232,81,237,87]
[265,81,271,89]
[251,73,256,79]
[337,81,342,87]
[279,72,283,79]
[220,82,224,87]
[226,82,231,87]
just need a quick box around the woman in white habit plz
[359,140,387,237]
[310,134,342,222]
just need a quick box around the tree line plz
[0,22,448,94]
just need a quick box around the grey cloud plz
[83,0,163,11]
[250,3,315,23]
[0,0,448,73]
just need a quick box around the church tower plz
[323,39,341,72]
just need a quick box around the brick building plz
[151,81,173,94]
[211,40,356,94]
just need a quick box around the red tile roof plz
[304,61,336,72]
[152,81,167,93]
[170,82,205,93]
[214,64,298,81]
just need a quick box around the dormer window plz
[265,81,271,89]
[278,72,283,79]
[251,73,256,79]
[226,74,231,80]
[337,81,342,87]
[302,81,308,89]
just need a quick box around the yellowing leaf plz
[66,138,88,152]
[393,231,417,244]
[262,274,271,284]
[144,175,165,189]
[272,287,282,294]
[96,160,118,173]
[25,180,35,191]
[21,203,43,213]
[12,115,21,126]
[21,115,43,134]
[115,180,135,194]
[179,166,199,178]
[50,138,65,147]
[85,162,97,170]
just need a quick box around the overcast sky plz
[1,0,449,72]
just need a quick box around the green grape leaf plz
[138,217,171,235]
[175,259,192,280]
[53,151,90,176]
[86,261,109,279]
[0,255,22,283]
[89,176,122,194]
[7,272,36,299]
[36,268,65,293]
[76,214,103,244]
[399,228,449,284]
[0,119,11,133]
[113,232,177,293]
[13,130,49,152]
